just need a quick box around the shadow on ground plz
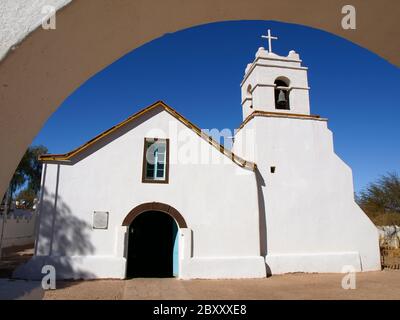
[0,245,44,299]
[0,244,34,278]
[0,187,96,299]
[0,279,44,300]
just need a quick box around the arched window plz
[274,79,290,110]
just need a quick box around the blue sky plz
[32,20,399,193]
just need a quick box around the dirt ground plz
[0,245,33,278]
[1,245,400,300]
[39,270,400,300]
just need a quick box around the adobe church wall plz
[251,116,381,273]
[30,109,265,279]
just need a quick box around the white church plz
[16,30,381,280]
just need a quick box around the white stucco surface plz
[233,48,381,274]
[16,106,266,279]
[241,49,311,120]
[234,116,380,273]
[0,0,71,61]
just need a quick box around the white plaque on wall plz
[93,211,109,229]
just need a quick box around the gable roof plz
[39,101,256,171]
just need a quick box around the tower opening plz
[247,84,253,109]
[274,79,290,110]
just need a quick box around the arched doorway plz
[126,211,179,278]
[123,202,187,278]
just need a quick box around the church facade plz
[16,32,381,280]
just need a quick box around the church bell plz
[277,89,287,106]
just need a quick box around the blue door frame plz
[172,221,179,277]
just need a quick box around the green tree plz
[2,145,48,209]
[358,172,400,226]
[24,145,48,194]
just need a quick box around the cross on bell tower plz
[261,29,278,53]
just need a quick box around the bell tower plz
[233,29,381,276]
[241,30,311,120]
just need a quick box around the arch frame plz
[122,202,187,228]
[0,1,399,199]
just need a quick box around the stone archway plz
[0,0,398,198]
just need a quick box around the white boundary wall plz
[0,210,36,248]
